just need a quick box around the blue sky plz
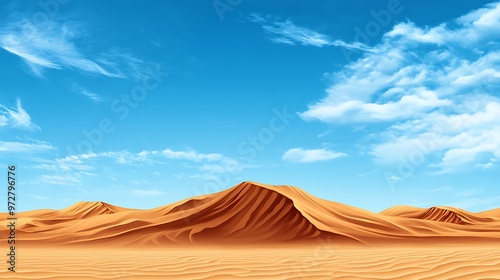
[1,0,499,212]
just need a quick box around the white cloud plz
[387,175,401,182]
[36,149,235,172]
[190,173,219,180]
[0,140,53,153]
[283,148,346,163]
[370,101,500,172]
[161,149,224,161]
[27,194,47,200]
[301,88,451,122]
[34,151,149,172]
[200,161,249,173]
[0,19,155,79]
[34,154,95,172]
[72,84,105,103]
[432,186,455,192]
[386,2,500,46]
[40,174,81,185]
[297,2,500,173]
[476,157,496,169]
[130,189,166,197]
[0,98,39,130]
[35,148,248,186]
[249,14,372,51]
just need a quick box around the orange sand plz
[1,246,499,279]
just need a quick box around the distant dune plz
[478,208,500,221]
[380,205,499,224]
[1,181,499,246]
[60,201,130,218]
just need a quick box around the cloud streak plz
[40,174,81,185]
[0,98,39,130]
[283,148,346,163]
[0,19,155,79]
[130,189,166,197]
[0,140,53,153]
[249,14,373,51]
[72,84,105,103]
[35,148,249,185]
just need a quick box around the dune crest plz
[60,201,128,218]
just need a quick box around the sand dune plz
[380,205,497,224]
[478,208,500,221]
[59,201,130,218]
[1,181,499,246]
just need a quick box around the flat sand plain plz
[1,246,499,279]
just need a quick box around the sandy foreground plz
[1,245,500,280]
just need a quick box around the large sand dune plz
[1,181,499,246]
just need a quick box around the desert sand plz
[0,246,499,279]
[1,181,499,279]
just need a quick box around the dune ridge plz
[1,181,499,246]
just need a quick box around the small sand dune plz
[59,201,130,218]
[380,205,497,224]
[478,208,500,221]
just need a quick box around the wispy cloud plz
[26,194,47,200]
[190,173,219,180]
[34,153,96,172]
[298,1,500,173]
[249,13,373,51]
[130,189,166,197]
[357,168,379,177]
[0,98,39,130]
[386,175,401,183]
[160,149,224,161]
[35,148,249,185]
[0,140,53,153]
[72,84,105,103]
[447,196,500,210]
[455,188,481,197]
[282,148,346,163]
[40,174,81,185]
[432,186,455,192]
[0,19,155,79]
